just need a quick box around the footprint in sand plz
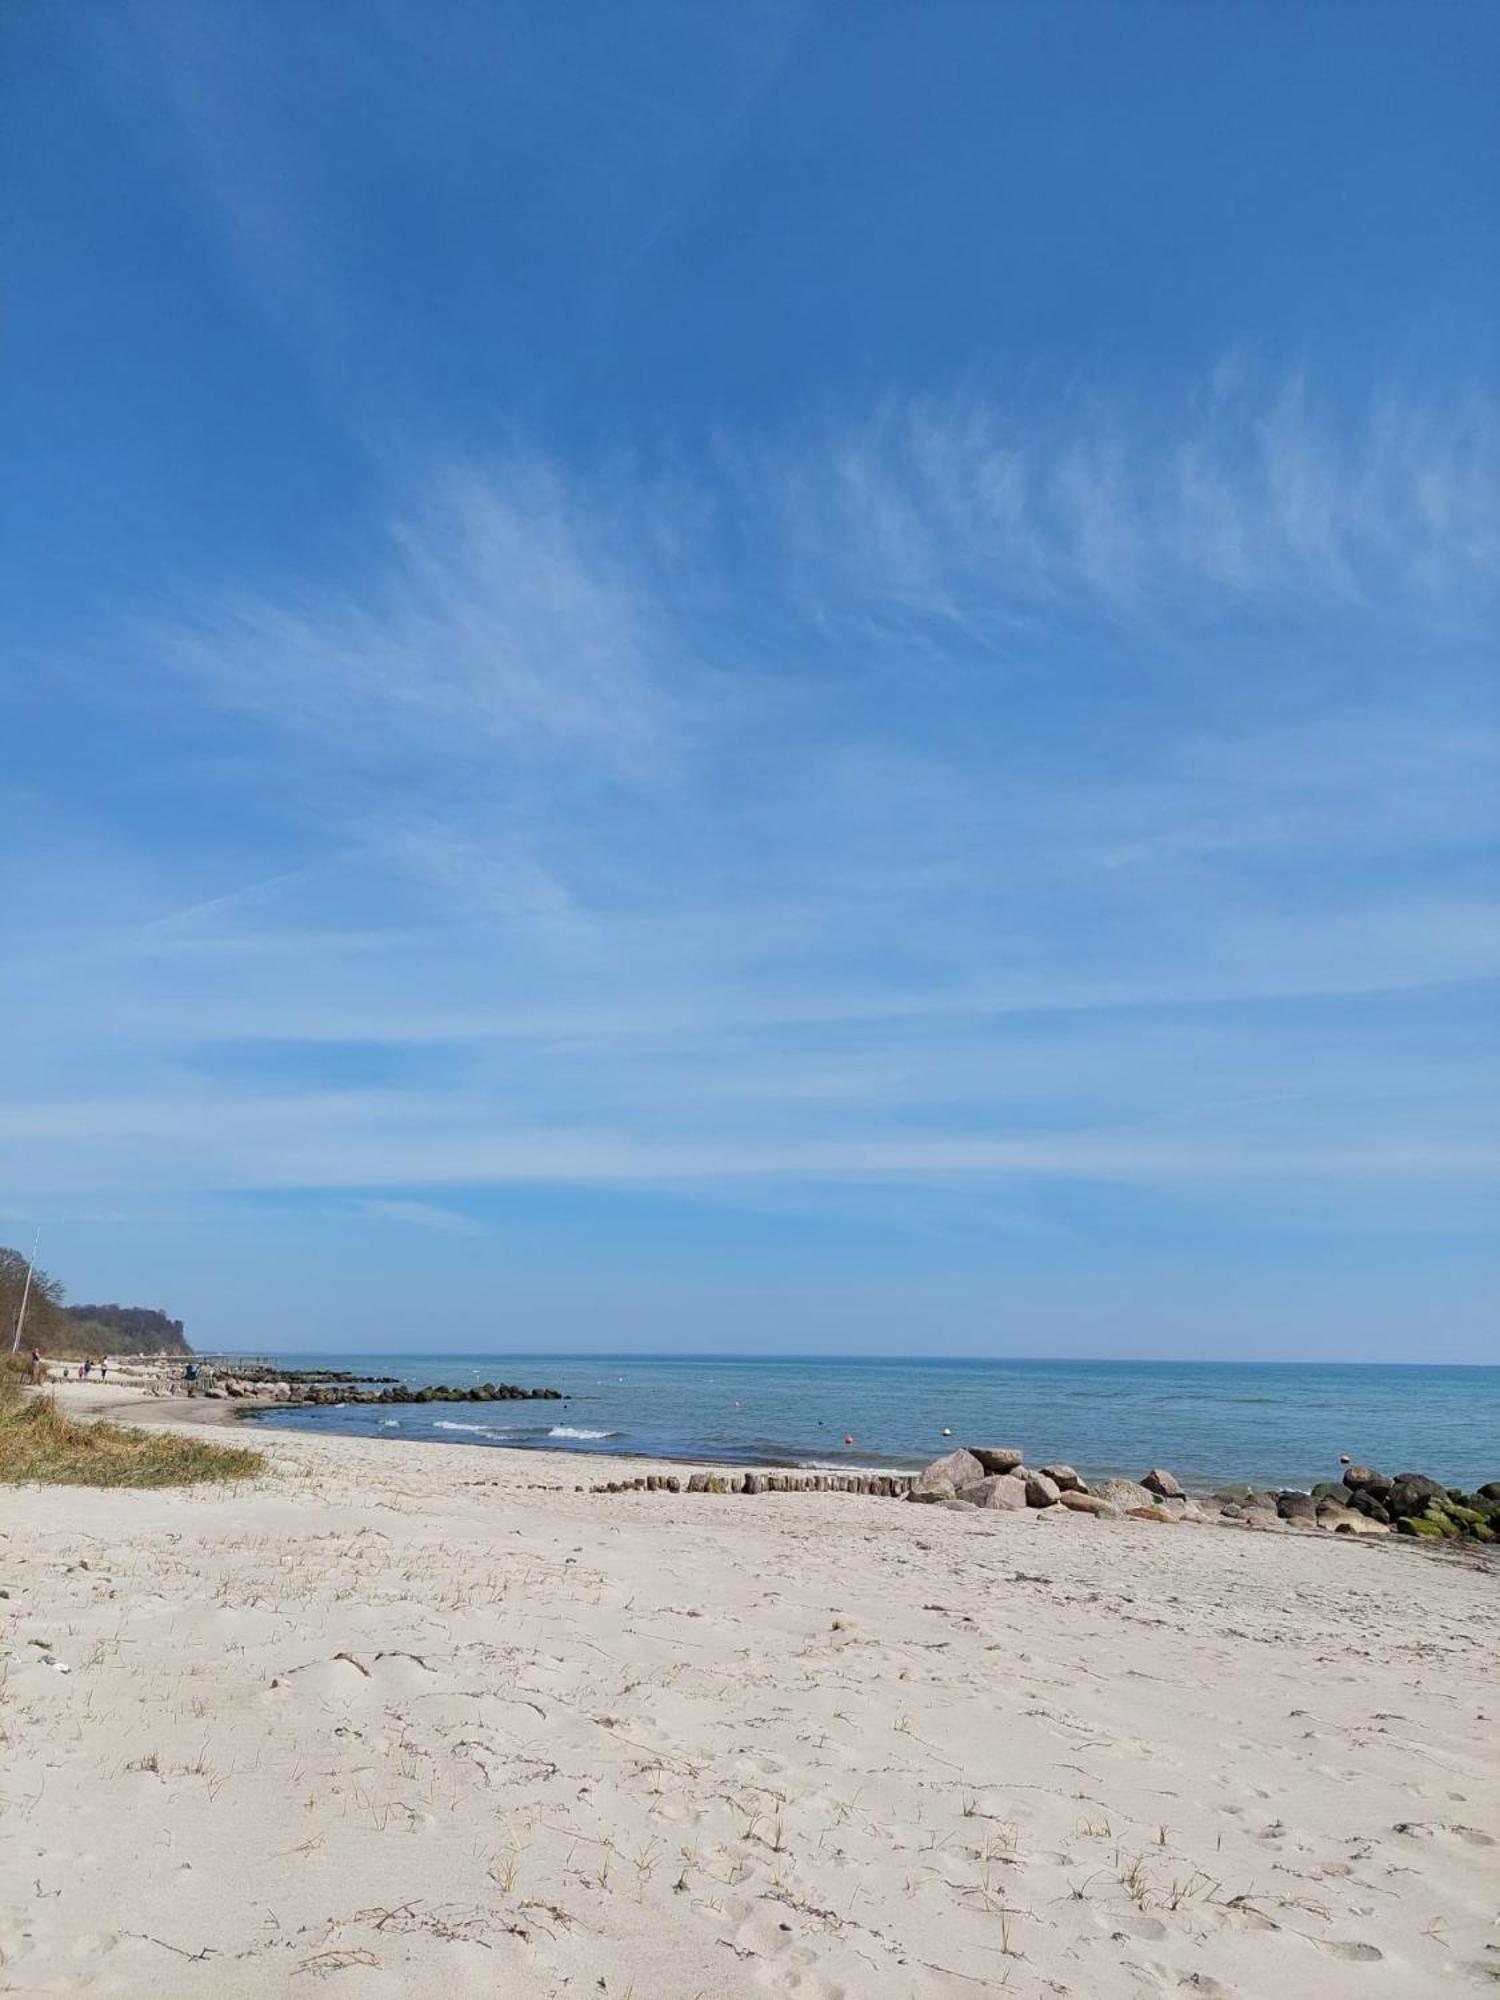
[1315,1940,1383,1962]
[1393,1820,1496,1847]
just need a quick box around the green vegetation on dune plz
[0,1359,263,1488]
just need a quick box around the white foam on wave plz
[433,1420,496,1434]
[548,1425,616,1440]
[379,1418,400,1428]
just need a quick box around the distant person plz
[99,1363,107,1381]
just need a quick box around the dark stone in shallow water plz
[288,1379,562,1409]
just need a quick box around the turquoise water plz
[240,1355,1500,1491]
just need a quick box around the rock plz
[1314,1500,1350,1528]
[1025,1473,1061,1508]
[1277,1492,1318,1524]
[908,1481,957,1505]
[1125,1505,1178,1524]
[913,1448,986,1495]
[1478,1482,1500,1503]
[1396,1515,1448,1539]
[1039,1464,1084,1492]
[1094,1478,1156,1511]
[936,1497,978,1512]
[968,1447,1025,1475]
[1218,1502,1244,1520]
[1342,1465,1392,1495]
[959,1473,1028,1511]
[1387,1475,1445,1518]
[1059,1491,1115,1516]
[1141,1468,1184,1501]
[1334,1514,1390,1536]
[1244,1491,1279,1513]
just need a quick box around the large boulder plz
[1387,1475,1445,1519]
[912,1448,986,1496]
[1277,1492,1318,1524]
[1025,1472,1061,1508]
[1396,1514,1450,1539]
[1142,1468,1185,1501]
[1333,1513,1389,1537]
[908,1481,957,1505]
[1039,1464,1084,1492]
[1342,1464,1392,1495]
[959,1473,1028,1511]
[1060,1491,1116,1516]
[1094,1477,1156,1511]
[968,1447,1025,1475]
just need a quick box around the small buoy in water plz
[1339,1453,1351,1464]
[941,1427,952,1437]
[843,1434,854,1446]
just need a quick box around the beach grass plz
[0,1361,265,1488]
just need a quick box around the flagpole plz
[10,1225,40,1354]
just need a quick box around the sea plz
[234,1354,1500,1492]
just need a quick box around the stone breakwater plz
[583,1443,1500,1550]
[285,1380,563,1407]
[587,1469,920,1497]
[227,1377,564,1407]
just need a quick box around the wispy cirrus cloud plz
[149,461,677,780]
[9,374,1498,1224]
[751,372,1498,641]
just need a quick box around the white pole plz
[10,1225,40,1354]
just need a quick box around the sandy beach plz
[3,1389,1497,1999]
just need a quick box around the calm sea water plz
[237,1354,1500,1491]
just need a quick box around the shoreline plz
[46,1381,1500,1560]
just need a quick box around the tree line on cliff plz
[0,1247,192,1357]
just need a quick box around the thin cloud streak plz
[11,375,1498,1226]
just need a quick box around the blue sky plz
[2,1,1496,1358]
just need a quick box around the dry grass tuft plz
[0,1367,264,1488]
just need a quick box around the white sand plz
[2,1407,1497,1998]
